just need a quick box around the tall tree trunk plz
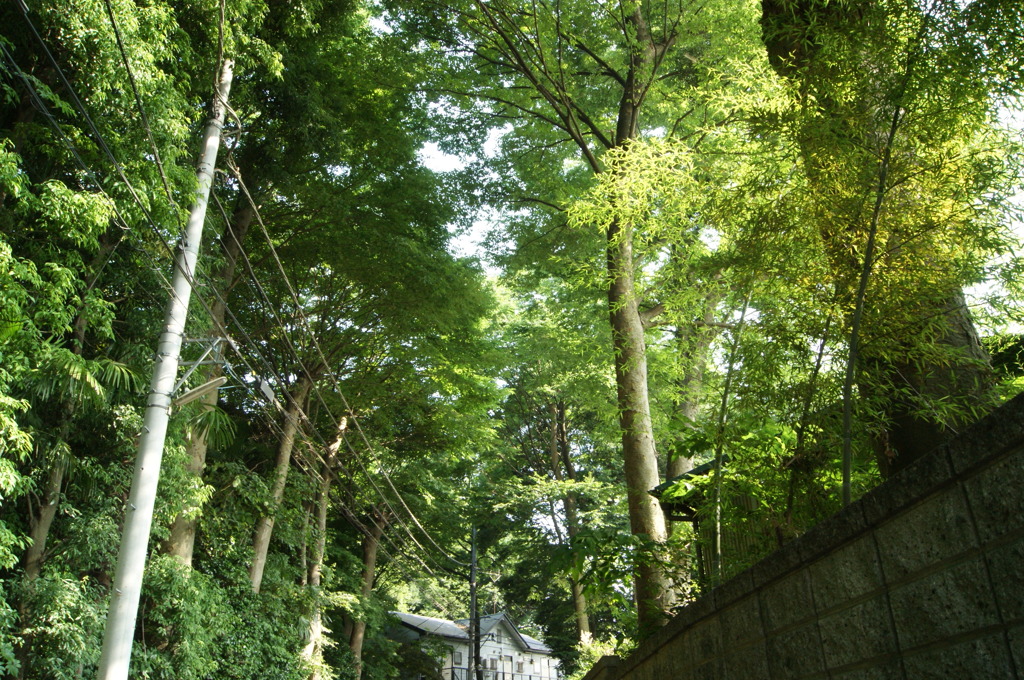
[549,403,591,643]
[759,0,994,475]
[23,459,65,581]
[162,396,215,566]
[303,419,346,680]
[165,202,255,565]
[349,510,386,680]
[570,581,591,644]
[468,0,681,634]
[249,375,312,593]
[22,241,106,580]
[298,503,311,588]
[607,214,672,633]
[19,242,115,677]
[867,289,990,475]
[600,6,675,636]
[665,292,722,481]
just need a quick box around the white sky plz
[420,129,511,265]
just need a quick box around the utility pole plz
[469,526,482,680]
[96,58,234,680]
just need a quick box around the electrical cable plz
[1,33,382,583]
[4,13,322,486]
[14,1,184,247]
[205,184,467,578]
[10,8,469,582]
[213,167,470,574]
[101,0,180,217]
[189,213,463,580]
[230,165,472,567]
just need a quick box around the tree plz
[488,281,620,648]
[758,0,1023,476]
[0,1,497,677]
[385,0,765,634]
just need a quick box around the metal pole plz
[96,58,234,680]
[470,526,483,680]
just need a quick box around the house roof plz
[650,456,730,522]
[519,632,552,654]
[391,611,553,655]
[455,612,553,654]
[650,455,729,498]
[391,612,469,641]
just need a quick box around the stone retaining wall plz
[584,393,1024,680]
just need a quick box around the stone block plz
[713,568,754,609]
[962,446,1024,546]
[860,448,955,529]
[719,597,763,647]
[684,618,721,665]
[721,640,769,679]
[747,541,804,589]
[580,656,621,680]
[985,532,1024,625]
[1009,624,1024,674]
[623,629,671,672]
[874,485,975,583]
[817,596,897,670]
[628,594,716,672]
[669,593,717,633]
[765,622,825,680]
[637,643,679,680]
[946,392,1024,477]
[759,570,815,633]
[827,659,903,680]
[888,557,999,650]
[809,534,884,611]
[901,632,1015,679]
[634,620,707,679]
[621,658,652,680]
[666,629,706,677]
[688,658,721,680]
[798,502,868,564]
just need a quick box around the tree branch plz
[639,302,665,328]
[509,196,566,212]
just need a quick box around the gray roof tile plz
[391,612,469,640]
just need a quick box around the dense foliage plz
[0,0,1021,678]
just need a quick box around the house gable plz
[389,610,558,679]
[472,613,551,655]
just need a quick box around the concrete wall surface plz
[583,392,1024,680]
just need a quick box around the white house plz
[390,611,560,680]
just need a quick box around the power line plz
[231,165,472,568]
[3,11,330,496]
[13,1,182,246]
[201,178,462,577]
[101,0,180,217]
[9,7,470,582]
[203,141,467,577]
[7,9,305,429]
[207,154,471,574]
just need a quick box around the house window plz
[516,662,524,673]
[489,658,498,670]
[453,651,462,666]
